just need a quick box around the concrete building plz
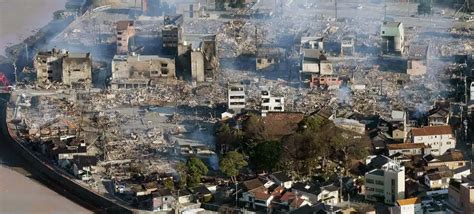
[260,87,284,116]
[365,157,405,204]
[407,45,429,76]
[227,83,246,113]
[116,20,135,54]
[178,34,219,82]
[341,37,355,56]
[301,37,324,51]
[34,49,92,87]
[110,54,175,89]
[470,82,474,102]
[162,15,183,52]
[394,197,422,214]
[407,125,455,156]
[381,21,405,54]
[176,2,202,18]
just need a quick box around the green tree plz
[249,141,281,172]
[216,124,244,152]
[220,151,248,182]
[186,156,209,187]
[163,178,175,191]
[242,114,266,140]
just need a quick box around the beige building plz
[116,20,135,54]
[34,49,92,87]
[111,54,175,89]
[407,45,429,76]
[162,15,183,51]
[448,175,474,214]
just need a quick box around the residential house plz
[424,170,453,189]
[189,185,212,203]
[279,191,311,212]
[427,106,450,126]
[393,197,422,214]
[270,172,293,189]
[151,188,174,211]
[291,182,321,203]
[387,143,429,156]
[424,150,467,170]
[381,21,405,54]
[365,156,405,204]
[300,49,334,88]
[319,184,339,205]
[407,125,455,156]
[301,37,324,51]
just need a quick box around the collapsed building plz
[300,49,336,89]
[116,20,135,54]
[110,54,176,89]
[177,34,219,82]
[256,45,285,71]
[34,49,92,87]
[381,21,405,55]
[406,44,429,77]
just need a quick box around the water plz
[0,0,67,56]
[0,1,92,212]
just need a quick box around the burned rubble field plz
[5,0,474,213]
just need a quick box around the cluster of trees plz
[215,113,370,181]
[176,156,209,188]
[280,115,370,180]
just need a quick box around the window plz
[257,59,262,64]
[117,37,122,41]
[275,99,281,103]
[73,69,81,72]
[47,70,53,73]
[161,63,168,67]
[382,31,385,34]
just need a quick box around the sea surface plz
[0,1,91,213]
[0,0,67,56]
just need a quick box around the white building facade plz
[408,126,455,156]
[260,87,284,116]
[365,160,405,204]
[228,83,246,113]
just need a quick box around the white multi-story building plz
[408,125,455,156]
[228,83,246,113]
[365,157,405,205]
[394,197,422,214]
[260,87,284,116]
[470,82,474,102]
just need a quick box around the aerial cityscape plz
[0,0,473,213]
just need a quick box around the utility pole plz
[384,0,387,20]
[335,0,338,20]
